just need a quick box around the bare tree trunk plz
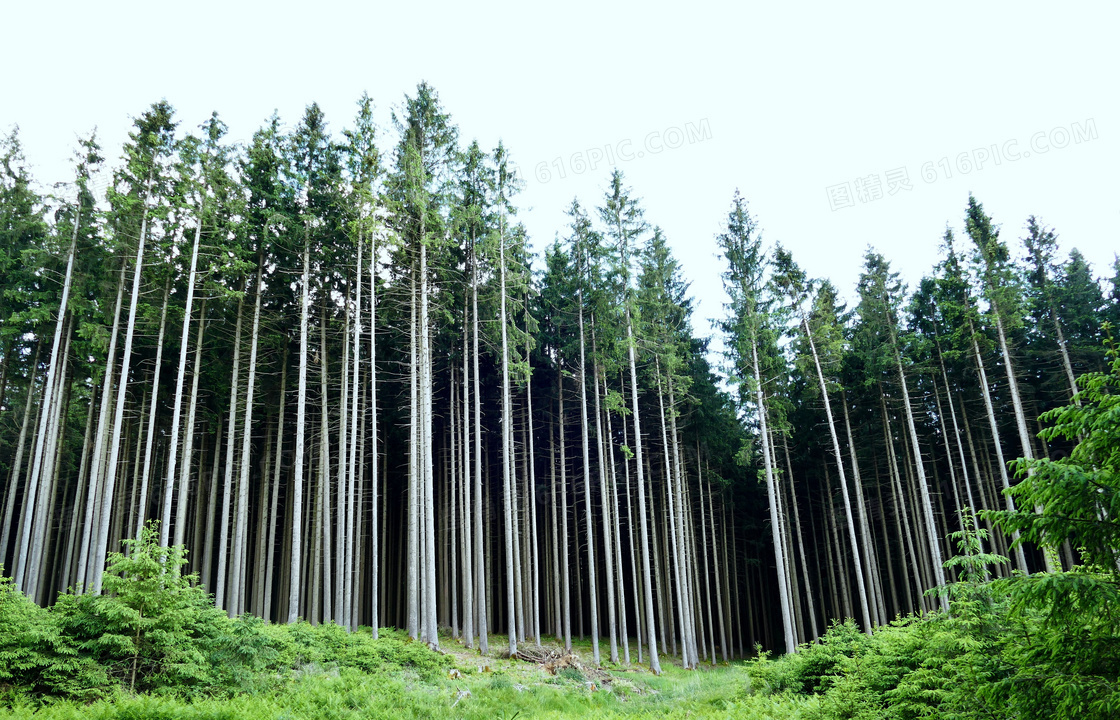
[658,366,691,667]
[460,306,474,647]
[697,462,716,663]
[134,278,169,541]
[61,386,97,592]
[28,324,73,600]
[0,343,41,566]
[628,308,661,674]
[751,334,796,653]
[882,399,922,610]
[16,209,81,591]
[604,395,629,663]
[669,377,699,667]
[408,260,419,639]
[525,326,541,646]
[266,360,286,621]
[892,345,948,609]
[991,310,1057,573]
[707,476,729,661]
[549,404,561,643]
[215,291,245,610]
[92,179,153,595]
[230,264,264,616]
[202,418,221,590]
[970,326,1030,573]
[318,302,333,625]
[421,239,438,648]
[559,375,572,652]
[345,239,363,630]
[288,231,311,624]
[592,358,618,662]
[174,300,206,549]
[576,294,598,664]
[840,394,884,626]
[802,319,874,630]
[620,371,643,663]
[781,438,819,641]
[76,265,125,592]
[471,242,488,654]
[159,209,204,545]
[370,236,379,637]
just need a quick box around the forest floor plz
[1,631,817,719]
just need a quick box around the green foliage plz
[997,332,1120,569]
[1,528,449,707]
[983,332,1120,717]
[0,572,105,702]
[52,524,231,695]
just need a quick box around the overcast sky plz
[3,1,1116,343]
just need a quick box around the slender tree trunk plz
[265,353,286,621]
[91,179,153,595]
[215,291,245,610]
[158,208,204,545]
[174,301,206,549]
[620,371,643,662]
[550,405,561,642]
[707,477,729,661]
[802,319,874,630]
[751,334,796,653]
[421,238,438,647]
[460,300,473,647]
[77,265,125,592]
[781,438,819,640]
[203,419,221,590]
[288,229,311,623]
[882,399,922,610]
[658,366,691,667]
[15,209,80,591]
[891,344,948,609]
[669,377,699,667]
[970,326,1030,573]
[558,375,572,652]
[230,265,263,616]
[370,235,379,637]
[628,307,661,674]
[0,342,41,566]
[408,259,420,639]
[61,384,97,592]
[27,323,72,600]
[840,394,884,626]
[499,226,518,655]
[592,357,618,662]
[605,393,629,663]
[318,302,333,625]
[697,462,716,663]
[991,308,1057,573]
[471,241,488,654]
[525,326,541,646]
[576,294,599,664]
[345,240,363,630]
[133,277,169,541]
[1051,309,1080,401]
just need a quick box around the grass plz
[0,631,818,719]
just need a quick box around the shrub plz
[0,572,106,701]
[51,524,232,696]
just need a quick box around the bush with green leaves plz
[51,525,233,696]
[985,330,1120,718]
[0,572,105,701]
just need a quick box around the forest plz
[1,82,1118,718]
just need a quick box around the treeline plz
[0,83,1117,672]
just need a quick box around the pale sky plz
[3,1,1117,344]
